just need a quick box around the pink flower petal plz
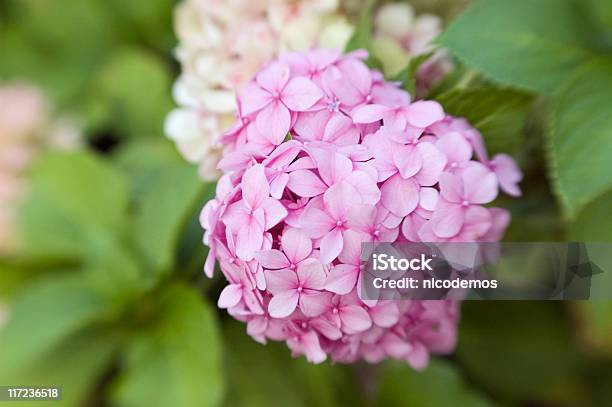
[265,269,298,293]
[238,82,272,116]
[218,151,252,172]
[346,204,376,236]
[319,228,344,264]
[491,154,522,197]
[340,305,372,334]
[217,283,243,308]
[300,206,335,238]
[325,264,358,294]
[282,77,323,111]
[263,141,302,169]
[339,58,372,97]
[270,172,289,199]
[323,114,359,145]
[431,202,465,238]
[256,101,291,146]
[204,249,216,278]
[436,132,473,164]
[281,228,312,264]
[323,180,355,220]
[463,164,498,204]
[293,110,331,141]
[312,149,353,187]
[369,302,400,328]
[419,187,439,211]
[295,330,327,364]
[310,316,342,340]
[260,197,288,230]
[439,172,464,203]
[461,206,493,240]
[415,142,447,186]
[406,342,429,371]
[256,61,290,92]
[268,290,299,318]
[482,207,511,242]
[344,171,381,205]
[352,104,389,124]
[299,291,332,317]
[405,101,444,128]
[297,258,326,289]
[247,316,268,337]
[393,145,422,179]
[339,229,363,265]
[241,164,269,210]
[235,212,265,261]
[382,333,412,358]
[380,174,419,217]
[402,213,427,242]
[287,169,327,197]
[254,249,290,269]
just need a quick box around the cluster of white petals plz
[373,2,454,97]
[166,0,354,180]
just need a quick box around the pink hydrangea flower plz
[0,84,81,254]
[201,49,520,367]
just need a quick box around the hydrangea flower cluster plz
[165,0,354,180]
[0,84,81,254]
[373,2,454,98]
[201,49,521,366]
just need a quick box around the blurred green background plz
[1,0,612,406]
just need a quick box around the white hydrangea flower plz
[167,0,353,180]
[373,2,453,97]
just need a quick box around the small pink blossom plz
[265,258,329,318]
[0,84,81,254]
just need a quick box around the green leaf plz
[106,0,175,51]
[392,53,432,97]
[222,321,363,407]
[112,284,224,407]
[17,151,146,296]
[88,47,173,138]
[131,163,206,276]
[457,302,582,402]
[0,330,118,407]
[586,0,612,42]
[20,151,130,258]
[377,359,494,407]
[344,0,382,70]
[569,189,612,241]
[0,273,112,371]
[425,64,482,99]
[16,0,115,58]
[496,181,565,241]
[0,254,79,298]
[438,0,599,94]
[0,0,116,107]
[114,139,209,276]
[574,301,612,356]
[549,62,612,217]
[344,0,375,52]
[113,139,187,183]
[437,86,533,156]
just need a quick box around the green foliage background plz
[1,0,612,406]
